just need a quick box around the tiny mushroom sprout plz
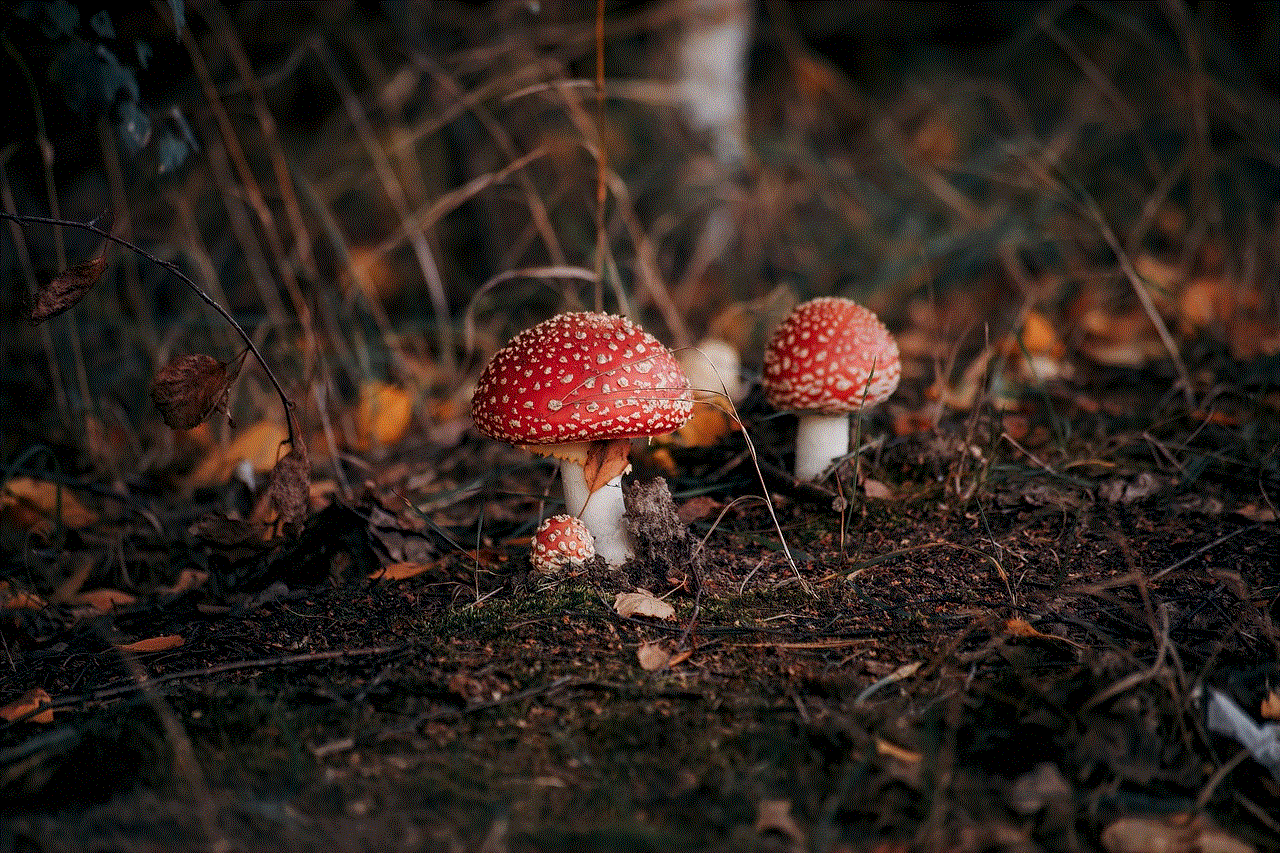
[762,297,900,481]
[471,312,694,566]
[530,515,595,573]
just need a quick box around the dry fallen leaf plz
[1100,815,1200,853]
[1,477,98,531]
[1261,690,1280,721]
[754,799,806,848]
[659,404,739,449]
[636,641,671,671]
[157,569,209,596]
[614,589,676,620]
[189,420,290,489]
[372,561,438,581]
[353,380,415,450]
[862,478,892,499]
[0,688,54,724]
[75,588,136,612]
[0,580,45,610]
[30,252,107,322]
[117,634,185,653]
[875,737,922,764]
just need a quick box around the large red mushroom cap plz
[471,312,694,453]
[762,297,900,415]
[531,514,595,572]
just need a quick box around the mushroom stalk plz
[793,413,850,481]
[561,460,633,566]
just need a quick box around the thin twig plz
[44,645,403,711]
[0,211,297,446]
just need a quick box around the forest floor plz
[1,3,1278,852]
[2,358,1277,853]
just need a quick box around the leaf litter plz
[1,4,1279,853]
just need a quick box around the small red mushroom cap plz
[762,297,900,415]
[471,312,694,447]
[531,514,595,572]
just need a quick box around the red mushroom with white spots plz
[471,312,693,565]
[762,297,900,481]
[530,514,595,573]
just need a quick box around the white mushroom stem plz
[560,460,633,566]
[793,412,851,482]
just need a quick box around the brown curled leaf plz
[150,353,238,430]
[30,253,108,322]
[268,436,310,534]
[582,438,632,495]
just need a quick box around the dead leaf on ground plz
[74,588,136,613]
[157,569,209,596]
[0,688,54,724]
[371,561,439,581]
[1261,691,1280,721]
[614,589,676,620]
[636,641,671,671]
[30,252,107,322]
[117,634,185,653]
[677,495,722,524]
[862,478,892,499]
[1234,503,1277,523]
[1,477,98,531]
[658,404,739,449]
[875,737,922,764]
[0,580,45,610]
[754,798,806,848]
[1099,816,1195,853]
[353,380,415,451]
[188,420,290,490]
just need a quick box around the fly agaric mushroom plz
[530,514,595,573]
[762,297,900,481]
[471,312,693,565]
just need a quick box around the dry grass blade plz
[312,36,456,374]
[463,265,599,353]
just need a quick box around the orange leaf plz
[636,641,671,671]
[117,634,185,653]
[658,404,739,449]
[1,477,97,531]
[1,688,54,724]
[582,438,632,495]
[188,420,290,489]
[75,588,136,611]
[372,561,438,581]
[353,381,415,450]
[875,737,922,763]
[0,580,46,610]
[157,569,209,596]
